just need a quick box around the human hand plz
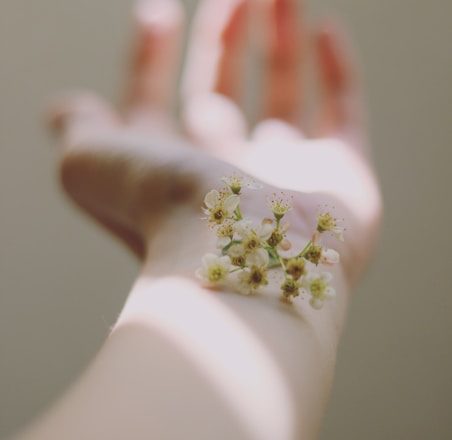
[49,0,381,286]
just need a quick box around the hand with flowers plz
[41,0,382,438]
[50,0,381,289]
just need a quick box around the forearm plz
[16,221,351,440]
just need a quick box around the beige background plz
[1,0,451,438]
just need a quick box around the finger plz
[212,0,249,100]
[312,23,368,145]
[182,0,248,102]
[47,92,120,146]
[181,0,248,146]
[123,0,183,122]
[259,0,303,125]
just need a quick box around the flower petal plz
[324,286,336,299]
[216,236,231,249]
[228,243,245,257]
[320,248,340,265]
[202,253,219,266]
[320,272,333,283]
[333,229,344,242]
[309,297,324,310]
[247,248,269,267]
[223,194,240,213]
[204,190,220,208]
[258,223,273,240]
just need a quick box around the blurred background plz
[1,0,451,438]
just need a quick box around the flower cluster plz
[196,174,344,309]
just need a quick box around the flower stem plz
[277,253,287,272]
[229,267,244,274]
[234,205,243,221]
[297,239,313,259]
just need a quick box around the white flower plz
[319,248,340,265]
[237,268,268,294]
[221,174,263,194]
[228,244,269,269]
[316,212,344,242]
[203,189,240,224]
[237,248,269,294]
[305,239,340,266]
[302,272,336,309]
[280,278,301,299]
[235,220,273,252]
[196,253,231,285]
[215,221,235,249]
[267,193,292,220]
[285,257,306,280]
[265,220,291,250]
[227,243,247,267]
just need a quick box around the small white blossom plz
[302,272,336,309]
[285,257,306,280]
[237,269,268,294]
[281,278,301,299]
[196,253,231,285]
[237,248,269,294]
[215,221,235,249]
[304,245,322,265]
[203,189,240,224]
[235,220,273,251]
[317,212,344,242]
[268,193,292,220]
[221,174,263,194]
[228,244,270,269]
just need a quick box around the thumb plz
[47,91,119,146]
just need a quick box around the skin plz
[16,0,382,439]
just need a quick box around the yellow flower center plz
[281,279,300,298]
[212,207,225,224]
[209,266,226,282]
[310,279,327,298]
[286,258,306,280]
[317,212,336,232]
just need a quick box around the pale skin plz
[14,0,382,439]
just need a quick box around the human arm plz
[15,0,382,438]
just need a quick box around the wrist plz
[141,207,215,278]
